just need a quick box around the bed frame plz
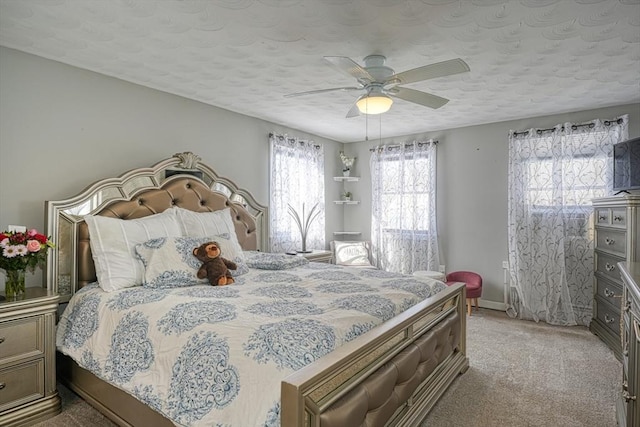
[45,152,468,427]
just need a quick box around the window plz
[524,132,611,209]
[370,141,439,274]
[269,133,325,253]
[507,116,628,326]
[378,154,432,234]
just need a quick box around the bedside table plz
[0,288,61,427]
[299,250,333,263]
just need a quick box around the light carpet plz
[34,308,620,427]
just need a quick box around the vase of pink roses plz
[0,228,54,299]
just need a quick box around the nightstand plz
[299,250,333,263]
[0,288,61,427]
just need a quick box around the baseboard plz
[478,299,506,312]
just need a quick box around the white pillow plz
[84,210,182,292]
[173,207,245,261]
[332,241,373,267]
[135,236,247,289]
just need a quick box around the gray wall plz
[0,47,344,286]
[344,103,640,307]
[2,46,639,308]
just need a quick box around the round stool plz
[413,270,446,282]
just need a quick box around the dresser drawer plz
[595,296,621,337]
[596,277,623,308]
[596,251,624,283]
[596,228,627,257]
[0,359,45,412]
[595,207,628,229]
[0,315,44,366]
[610,208,627,228]
[596,208,611,226]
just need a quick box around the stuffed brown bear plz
[192,241,237,286]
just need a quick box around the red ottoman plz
[445,271,482,316]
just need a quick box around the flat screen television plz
[613,136,640,192]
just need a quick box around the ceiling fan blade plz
[345,102,361,118]
[324,56,375,82]
[390,58,470,86]
[284,86,361,98]
[390,87,449,109]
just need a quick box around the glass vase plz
[5,269,26,299]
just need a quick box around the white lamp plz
[356,94,393,115]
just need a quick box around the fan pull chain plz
[365,104,369,141]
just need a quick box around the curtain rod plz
[268,132,320,149]
[511,118,624,137]
[369,140,438,152]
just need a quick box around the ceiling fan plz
[284,55,470,117]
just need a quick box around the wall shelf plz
[334,173,360,240]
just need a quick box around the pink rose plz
[27,228,38,237]
[26,240,41,252]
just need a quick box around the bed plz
[45,152,468,427]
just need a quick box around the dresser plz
[0,288,61,427]
[590,195,640,360]
[618,261,639,427]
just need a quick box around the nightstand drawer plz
[596,228,627,257]
[0,359,45,411]
[0,316,44,366]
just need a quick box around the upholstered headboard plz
[46,152,267,303]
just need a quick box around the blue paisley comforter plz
[56,262,447,427]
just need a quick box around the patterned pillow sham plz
[135,236,248,289]
[171,207,245,262]
[244,251,309,270]
[84,210,182,292]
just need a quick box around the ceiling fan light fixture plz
[356,94,393,115]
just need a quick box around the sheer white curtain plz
[370,140,439,274]
[507,116,628,326]
[269,133,325,253]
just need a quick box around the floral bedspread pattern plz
[57,262,446,427]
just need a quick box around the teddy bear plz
[192,241,237,286]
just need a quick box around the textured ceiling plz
[1,0,639,143]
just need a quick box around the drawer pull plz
[604,238,615,245]
[605,263,616,272]
[0,383,4,390]
[604,314,615,324]
[604,288,617,298]
[622,391,636,402]
[613,215,623,222]
[0,337,4,344]
[599,215,607,221]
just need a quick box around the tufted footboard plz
[282,282,468,427]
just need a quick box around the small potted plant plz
[339,151,355,177]
[342,191,352,201]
